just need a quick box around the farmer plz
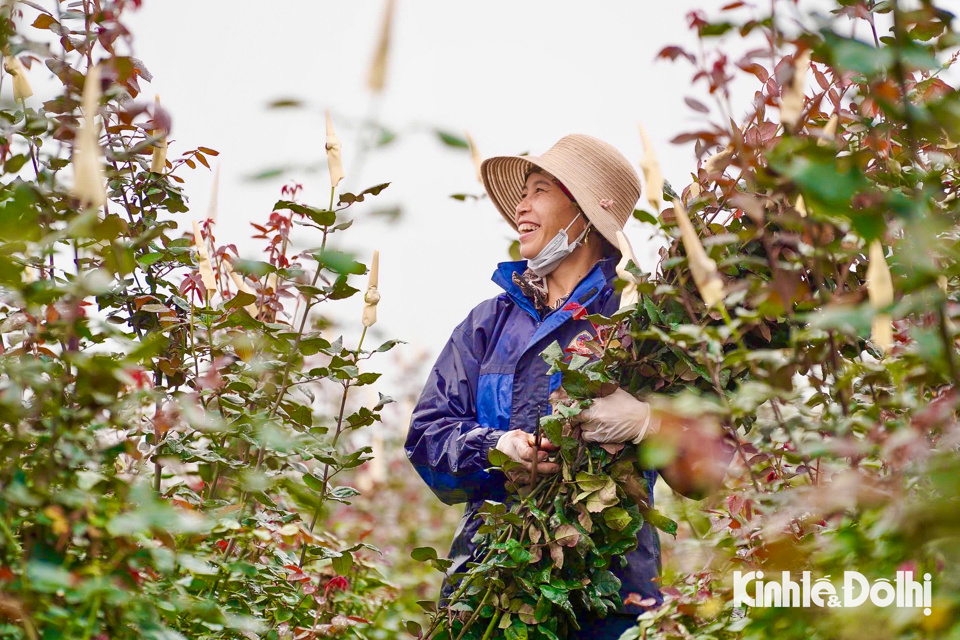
[405,134,731,637]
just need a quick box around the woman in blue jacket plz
[405,134,720,637]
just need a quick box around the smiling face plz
[515,170,586,259]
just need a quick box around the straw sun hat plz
[479,133,642,249]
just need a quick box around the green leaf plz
[315,249,365,275]
[337,182,391,205]
[232,259,275,278]
[411,546,439,562]
[505,618,528,640]
[505,538,533,564]
[137,252,165,267]
[329,274,360,300]
[282,402,313,427]
[332,551,353,574]
[644,507,678,536]
[822,32,894,76]
[591,570,621,597]
[376,339,404,352]
[274,202,332,225]
[25,561,73,592]
[330,486,361,501]
[225,290,257,311]
[540,415,563,448]
[575,472,606,493]
[487,448,512,467]
[303,473,325,493]
[602,507,632,532]
[4,154,28,174]
[539,584,575,617]
[416,599,438,614]
[435,130,470,149]
[632,209,658,225]
[540,341,566,372]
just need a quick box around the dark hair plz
[595,231,621,260]
[523,167,555,182]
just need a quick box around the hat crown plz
[480,133,643,249]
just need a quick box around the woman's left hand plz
[571,387,658,444]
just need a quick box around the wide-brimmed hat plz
[480,133,642,249]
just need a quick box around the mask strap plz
[565,213,590,244]
[562,212,583,234]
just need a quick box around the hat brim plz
[480,153,626,249]
[479,155,540,233]
[481,154,588,229]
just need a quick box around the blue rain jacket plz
[404,256,663,615]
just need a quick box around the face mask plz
[527,212,590,277]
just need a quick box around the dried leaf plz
[72,64,106,209]
[466,131,482,183]
[672,199,725,307]
[362,250,380,328]
[366,0,394,93]
[3,55,33,101]
[780,50,810,130]
[150,94,167,173]
[817,113,839,146]
[615,231,641,308]
[704,144,735,174]
[638,123,663,211]
[222,259,259,318]
[325,110,344,188]
[866,240,893,352]
[192,220,218,295]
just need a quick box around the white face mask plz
[526,212,590,277]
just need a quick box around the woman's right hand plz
[494,430,560,483]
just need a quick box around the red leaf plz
[670,132,713,145]
[737,61,769,83]
[562,301,587,320]
[624,593,660,607]
[31,14,58,30]
[685,97,710,114]
[657,45,694,64]
[727,494,745,517]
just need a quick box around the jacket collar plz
[492,256,618,321]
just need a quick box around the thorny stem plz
[701,341,763,492]
[297,327,367,569]
[222,187,335,563]
[827,331,851,416]
[453,585,493,640]
[890,0,922,167]
[423,528,512,640]
[479,610,503,640]
[937,302,959,387]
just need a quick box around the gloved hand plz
[571,387,659,444]
[494,430,560,483]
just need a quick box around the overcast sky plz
[120,0,742,367]
[76,1,938,379]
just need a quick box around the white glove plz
[571,387,659,444]
[494,430,560,480]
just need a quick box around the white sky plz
[122,0,722,368]
[8,1,936,373]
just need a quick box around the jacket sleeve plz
[404,308,508,505]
